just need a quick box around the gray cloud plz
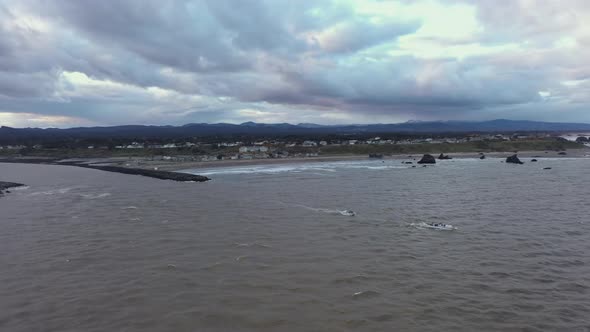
[0,0,589,127]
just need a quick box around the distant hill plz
[2,119,590,144]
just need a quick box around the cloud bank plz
[0,0,589,127]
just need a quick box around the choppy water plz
[1,158,590,332]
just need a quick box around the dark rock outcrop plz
[0,181,25,196]
[479,155,486,160]
[531,159,538,162]
[417,154,436,164]
[438,153,452,160]
[89,165,209,182]
[1,158,210,182]
[506,154,524,164]
[57,162,210,182]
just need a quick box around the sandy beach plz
[125,148,590,172]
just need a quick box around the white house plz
[239,146,268,153]
[302,140,317,147]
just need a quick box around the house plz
[302,140,317,147]
[239,146,268,153]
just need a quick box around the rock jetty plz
[0,181,25,197]
[64,163,210,182]
[506,154,524,164]
[417,154,436,164]
[0,158,210,182]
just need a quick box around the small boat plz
[340,210,356,216]
[424,222,455,230]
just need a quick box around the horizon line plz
[4,118,590,130]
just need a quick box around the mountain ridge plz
[1,119,590,144]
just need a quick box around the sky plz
[1,0,589,128]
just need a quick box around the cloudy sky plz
[1,0,589,127]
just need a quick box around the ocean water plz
[1,158,590,331]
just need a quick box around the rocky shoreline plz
[62,163,210,182]
[0,159,210,182]
[0,181,25,197]
[1,148,588,178]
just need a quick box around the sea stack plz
[417,154,436,164]
[506,154,524,164]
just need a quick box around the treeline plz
[319,139,582,155]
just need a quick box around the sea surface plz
[1,158,590,332]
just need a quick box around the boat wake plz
[28,187,76,196]
[80,193,111,199]
[410,222,456,231]
[284,203,357,217]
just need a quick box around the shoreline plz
[1,148,588,177]
[0,181,25,197]
[59,148,587,172]
[142,149,590,171]
[0,159,210,182]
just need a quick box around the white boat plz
[423,222,455,230]
[340,210,356,216]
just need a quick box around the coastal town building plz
[302,140,318,147]
[239,146,269,153]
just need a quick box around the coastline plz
[0,159,210,182]
[1,148,587,177]
[0,181,25,197]
[130,149,590,172]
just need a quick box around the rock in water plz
[438,153,452,160]
[479,155,486,160]
[543,167,552,170]
[506,154,524,164]
[531,159,538,162]
[417,154,436,164]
